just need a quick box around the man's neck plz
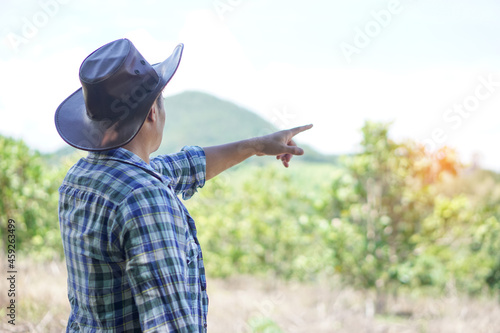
[122,140,151,164]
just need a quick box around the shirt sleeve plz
[150,146,206,200]
[118,186,198,332]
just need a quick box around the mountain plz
[159,91,276,154]
[49,91,336,164]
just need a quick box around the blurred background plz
[1,0,500,332]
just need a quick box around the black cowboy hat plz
[55,38,183,151]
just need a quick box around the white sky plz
[1,0,499,170]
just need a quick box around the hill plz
[159,91,276,153]
[48,91,336,164]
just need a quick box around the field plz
[2,124,500,332]
[1,259,500,333]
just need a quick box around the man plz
[55,38,312,332]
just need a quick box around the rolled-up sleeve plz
[150,146,206,200]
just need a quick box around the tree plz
[323,121,461,312]
[0,135,64,259]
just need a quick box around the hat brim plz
[55,43,184,152]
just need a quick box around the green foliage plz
[413,196,500,294]
[0,136,69,259]
[320,121,500,298]
[321,122,435,291]
[187,163,334,280]
[2,118,500,302]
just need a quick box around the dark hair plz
[155,93,164,111]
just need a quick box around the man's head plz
[55,39,183,152]
[124,94,166,154]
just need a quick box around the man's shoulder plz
[150,146,206,168]
[61,156,165,205]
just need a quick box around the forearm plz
[203,124,312,180]
[203,138,259,181]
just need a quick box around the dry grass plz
[1,259,500,332]
[208,277,500,333]
[1,259,69,332]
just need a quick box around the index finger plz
[289,124,313,137]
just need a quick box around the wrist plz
[249,136,265,156]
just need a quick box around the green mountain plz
[49,91,336,164]
[159,91,276,154]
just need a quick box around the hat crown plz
[79,39,159,120]
[80,39,130,83]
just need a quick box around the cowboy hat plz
[55,38,183,151]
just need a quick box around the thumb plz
[284,145,304,155]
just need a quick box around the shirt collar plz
[87,148,173,185]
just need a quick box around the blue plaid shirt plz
[58,146,208,332]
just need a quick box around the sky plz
[1,0,499,170]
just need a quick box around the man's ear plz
[147,103,158,122]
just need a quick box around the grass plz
[1,259,500,332]
[0,258,68,332]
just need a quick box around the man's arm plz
[203,124,313,181]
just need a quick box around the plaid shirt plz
[58,146,208,332]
